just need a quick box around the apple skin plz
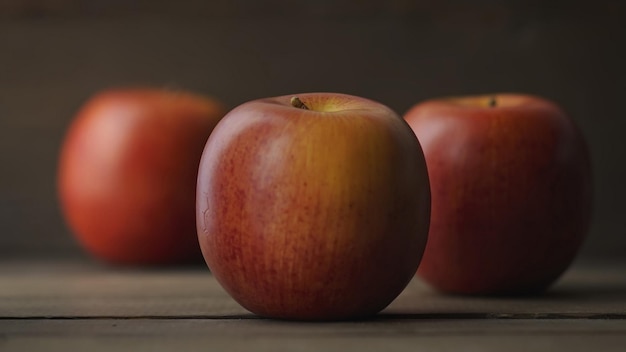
[404,93,593,295]
[58,88,226,266]
[196,93,430,320]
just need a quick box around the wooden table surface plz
[1,259,625,351]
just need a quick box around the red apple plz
[404,93,592,295]
[196,93,430,320]
[58,88,226,266]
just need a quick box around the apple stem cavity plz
[488,96,497,108]
[290,96,310,110]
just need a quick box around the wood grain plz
[0,260,625,351]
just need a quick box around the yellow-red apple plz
[197,93,430,320]
[404,93,592,295]
[58,88,226,266]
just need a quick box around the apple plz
[58,88,226,266]
[196,93,430,320]
[404,93,593,295]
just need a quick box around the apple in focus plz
[404,93,592,295]
[58,88,226,266]
[196,93,430,320]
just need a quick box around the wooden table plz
[1,259,625,351]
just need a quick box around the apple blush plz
[196,93,431,320]
[58,88,226,266]
[405,93,593,295]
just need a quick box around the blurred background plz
[0,0,624,262]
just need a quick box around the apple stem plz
[290,96,310,110]
[489,96,497,107]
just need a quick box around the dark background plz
[1,0,624,261]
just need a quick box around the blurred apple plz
[404,93,592,295]
[197,93,430,320]
[58,88,226,266]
